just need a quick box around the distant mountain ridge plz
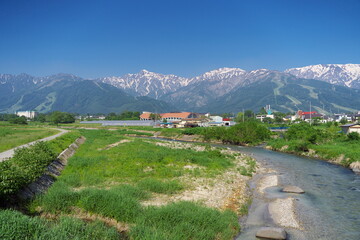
[285,64,360,89]
[99,70,190,99]
[0,74,174,114]
[2,63,360,114]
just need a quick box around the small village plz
[14,106,360,135]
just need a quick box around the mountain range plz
[0,74,173,114]
[1,64,360,114]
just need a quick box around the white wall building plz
[16,111,37,119]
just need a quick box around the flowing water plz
[148,137,360,239]
[232,146,360,240]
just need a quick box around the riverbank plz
[13,129,260,239]
[236,146,360,240]
[265,143,360,174]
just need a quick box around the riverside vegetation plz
[0,128,258,240]
[267,122,360,167]
[0,131,81,202]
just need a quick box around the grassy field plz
[0,124,60,152]
[8,128,254,239]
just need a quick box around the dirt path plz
[0,128,69,162]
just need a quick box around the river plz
[231,146,360,240]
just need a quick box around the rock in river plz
[255,227,287,239]
[282,185,305,194]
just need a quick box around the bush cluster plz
[0,132,80,201]
[0,142,56,199]
[200,121,271,145]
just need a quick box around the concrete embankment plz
[17,136,86,200]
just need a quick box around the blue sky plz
[0,0,359,78]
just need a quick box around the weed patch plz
[130,201,239,240]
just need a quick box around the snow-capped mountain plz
[161,68,278,110]
[285,64,360,88]
[191,67,246,83]
[98,69,190,99]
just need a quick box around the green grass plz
[30,129,242,239]
[0,126,59,152]
[130,201,239,240]
[0,209,121,240]
[158,128,185,137]
[137,178,184,194]
[55,130,233,189]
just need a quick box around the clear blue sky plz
[1,0,359,78]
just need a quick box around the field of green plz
[0,128,257,240]
[0,123,60,152]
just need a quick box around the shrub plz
[221,121,270,145]
[347,132,360,141]
[0,132,80,200]
[0,142,57,200]
[9,116,27,125]
[286,122,323,144]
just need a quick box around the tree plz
[9,116,27,125]
[235,112,244,123]
[244,110,254,119]
[48,111,75,125]
[149,113,161,121]
[340,117,348,125]
[34,113,46,123]
[347,132,360,141]
[259,107,267,115]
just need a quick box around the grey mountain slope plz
[0,74,174,114]
[203,72,360,113]
[161,69,280,110]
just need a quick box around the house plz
[139,112,153,120]
[16,111,37,119]
[333,113,352,122]
[340,124,360,134]
[140,111,201,122]
[161,112,200,122]
[222,118,236,126]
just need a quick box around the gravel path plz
[0,128,69,162]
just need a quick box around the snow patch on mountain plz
[99,70,191,99]
[285,64,360,88]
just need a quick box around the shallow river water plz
[232,146,360,240]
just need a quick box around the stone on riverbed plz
[350,161,360,174]
[282,185,304,194]
[255,227,287,239]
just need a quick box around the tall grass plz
[130,201,239,240]
[137,178,183,194]
[0,209,121,240]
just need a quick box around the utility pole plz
[242,108,244,122]
[310,101,312,125]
